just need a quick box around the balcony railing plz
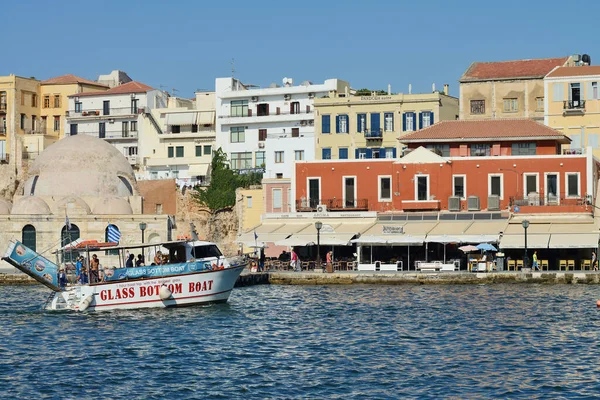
[563,100,586,110]
[509,191,591,207]
[364,128,383,138]
[67,107,141,118]
[562,148,585,155]
[221,109,314,118]
[296,198,369,212]
[24,127,47,135]
[73,130,138,139]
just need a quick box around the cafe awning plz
[166,112,198,126]
[499,234,551,249]
[188,164,209,176]
[548,233,599,249]
[275,233,353,247]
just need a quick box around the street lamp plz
[315,221,323,270]
[522,220,529,270]
[139,222,147,243]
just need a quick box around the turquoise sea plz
[1,284,600,399]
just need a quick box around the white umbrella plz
[351,236,388,245]
[459,245,479,253]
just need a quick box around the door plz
[525,175,537,196]
[344,177,355,208]
[546,174,558,204]
[417,176,429,201]
[308,178,320,208]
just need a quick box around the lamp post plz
[522,220,529,270]
[139,222,147,244]
[315,221,323,270]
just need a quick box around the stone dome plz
[92,197,133,215]
[23,135,138,198]
[11,196,51,215]
[0,199,12,214]
[53,197,91,215]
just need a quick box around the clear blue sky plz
[2,0,599,98]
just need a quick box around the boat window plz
[169,245,187,263]
[192,245,222,259]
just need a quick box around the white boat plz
[2,239,247,312]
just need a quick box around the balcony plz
[24,127,47,135]
[66,107,139,119]
[220,109,314,125]
[563,100,586,115]
[509,191,592,213]
[562,148,585,155]
[74,130,138,140]
[296,198,369,212]
[364,128,383,139]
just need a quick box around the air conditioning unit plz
[487,195,500,211]
[300,120,307,126]
[316,204,327,213]
[308,92,315,99]
[467,195,480,211]
[448,196,461,211]
[251,96,258,102]
[308,120,314,126]
[284,94,291,101]
[258,142,265,148]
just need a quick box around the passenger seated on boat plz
[135,254,145,267]
[125,254,135,269]
[58,268,68,288]
[154,251,163,265]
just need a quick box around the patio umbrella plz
[459,245,479,253]
[477,243,498,252]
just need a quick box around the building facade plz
[544,65,600,159]
[459,57,573,121]
[215,77,349,179]
[314,87,458,160]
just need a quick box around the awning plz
[276,233,353,246]
[463,221,509,236]
[548,233,599,249]
[499,234,550,249]
[426,221,472,236]
[197,111,215,125]
[425,234,499,244]
[188,164,209,176]
[166,112,198,126]
[353,234,425,245]
[237,232,289,244]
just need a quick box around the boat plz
[2,238,247,312]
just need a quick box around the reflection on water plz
[2,284,600,399]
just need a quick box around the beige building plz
[459,56,573,121]
[314,87,458,160]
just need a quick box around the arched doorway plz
[22,225,36,252]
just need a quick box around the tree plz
[354,88,389,96]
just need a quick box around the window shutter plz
[336,115,340,133]
[418,112,423,129]
[366,148,373,159]
[357,115,361,132]
[412,113,417,131]
[571,132,581,149]
[587,82,594,100]
[371,113,380,132]
[430,111,434,125]
[322,115,330,134]
[355,149,359,159]
[553,83,564,101]
[402,113,407,131]
[391,147,397,158]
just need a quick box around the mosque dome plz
[92,197,133,215]
[23,135,138,198]
[0,199,12,214]
[53,197,91,215]
[11,196,51,215]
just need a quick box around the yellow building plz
[459,57,573,121]
[544,65,600,158]
[314,87,458,159]
[235,186,264,254]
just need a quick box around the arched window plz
[30,176,39,196]
[22,225,36,251]
[118,176,134,195]
[61,224,80,263]
[105,224,120,255]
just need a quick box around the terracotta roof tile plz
[42,74,108,87]
[399,119,569,143]
[69,81,154,97]
[460,57,569,81]
[546,65,600,78]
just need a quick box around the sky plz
[2,0,599,98]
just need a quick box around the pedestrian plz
[259,248,266,272]
[532,250,539,271]
[291,248,300,272]
[593,251,598,271]
[326,250,333,273]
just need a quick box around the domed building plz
[0,135,170,268]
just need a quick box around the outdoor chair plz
[568,260,575,270]
[508,260,516,271]
[559,260,567,270]
[541,260,549,270]
[583,260,591,270]
[516,260,524,270]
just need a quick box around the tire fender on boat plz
[159,284,172,300]
[78,295,94,312]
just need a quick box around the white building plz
[65,81,168,167]
[215,77,349,179]
[138,91,216,186]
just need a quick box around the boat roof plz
[53,239,218,253]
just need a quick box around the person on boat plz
[125,253,135,269]
[58,268,68,289]
[154,251,163,265]
[75,256,83,281]
[135,254,145,267]
[79,267,89,284]
[90,254,100,283]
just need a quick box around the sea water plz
[1,284,600,399]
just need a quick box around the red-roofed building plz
[459,56,574,121]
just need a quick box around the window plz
[357,113,367,133]
[425,144,450,157]
[122,121,129,137]
[22,225,36,252]
[322,115,331,134]
[384,112,394,132]
[156,204,163,214]
[470,144,490,157]
[230,100,248,117]
[176,146,184,157]
[21,91,25,106]
[74,101,82,113]
[343,176,356,207]
[511,142,536,156]
[593,82,598,100]
[566,173,580,197]
[453,175,466,199]
[403,112,415,132]
[322,148,331,159]
[230,126,245,143]
[258,129,267,141]
[53,95,60,108]
[43,95,50,108]
[336,115,348,133]
[421,111,432,128]
[290,102,300,114]
[536,97,544,111]
[257,103,269,116]
[357,148,368,159]
[503,98,518,112]
[470,100,485,115]
[70,124,78,135]
[488,174,503,199]
[31,94,37,107]
[274,151,284,163]
[295,150,304,161]
[292,128,299,138]
[169,125,180,134]
[273,189,283,209]
[31,115,36,131]
[247,196,253,208]
[168,146,174,158]
[553,83,565,101]
[524,174,539,196]
[53,116,60,132]
[570,82,581,106]
[130,121,137,131]
[196,146,202,157]
[103,100,110,115]
[20,114,25,130]
[191,124,198,133]
[339,148,348,159]
[379,176,392,202]
[131,98,138,114]
[255,151,265,167]
[307,178,320,208]
[385,148,396,158]
[415,175,429,201]
[99,122,106,138]
[231,152,252,169]
[204,145,212,155]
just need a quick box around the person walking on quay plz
[259,248,266,272]
[326,250,333,273]
[291,248,300,272]
[532,250,540,271]
[593,251,598,271]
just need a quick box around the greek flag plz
[107,224,121,243]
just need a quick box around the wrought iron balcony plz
[296,198,369,212]
[563,100,586,110]
[562,148,585,155]
[364,128,383,139]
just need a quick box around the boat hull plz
[50,265,245,312]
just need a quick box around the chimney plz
[387,84,391,95]
[408,84,412,94]
[443,84,449,96]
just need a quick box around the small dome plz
[0,199,12,214]
[53,197,91,215]
[11,196,51,215]
[92,197,133,215]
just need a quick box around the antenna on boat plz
[190,222,200,241]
